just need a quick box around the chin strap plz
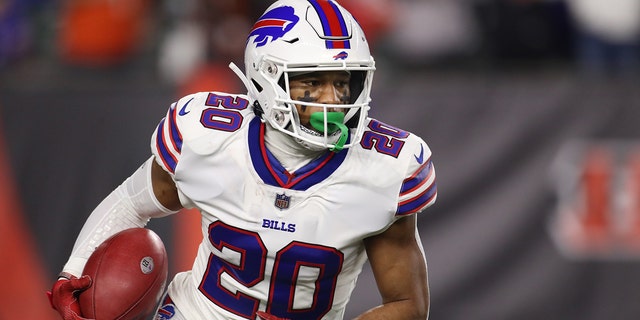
[310,112,348,152]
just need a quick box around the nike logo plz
[414,144,424,164]
[178,98,194,116]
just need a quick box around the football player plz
[48,0,437,319]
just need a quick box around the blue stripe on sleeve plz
[155,119,177,173]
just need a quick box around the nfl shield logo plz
[274,193,291,210]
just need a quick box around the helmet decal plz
[332,51,348,60]
[248,6,300,47]
[308,0,351,49]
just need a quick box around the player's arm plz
[151,157,182,211]
[61,156,181,277]
[49,157,181,319]
[356,214,429,320]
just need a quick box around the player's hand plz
[47,275,94,320]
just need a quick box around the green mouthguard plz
[309,112,348,152]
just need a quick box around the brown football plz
[79,228,168,320]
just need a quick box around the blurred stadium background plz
[1,0,640,319]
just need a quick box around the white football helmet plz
[230,0,375,151]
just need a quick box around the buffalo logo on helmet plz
[333,51,348,60]
[248,6,299,47]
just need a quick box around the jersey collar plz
[248,118,348,190]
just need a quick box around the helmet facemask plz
[280,65,373,152]
[247,56,374,152]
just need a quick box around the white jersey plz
[150,91,437,320]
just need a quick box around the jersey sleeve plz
[150,94,195,175]
[396,137,437,216]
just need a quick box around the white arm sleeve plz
[61,156,178,277]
